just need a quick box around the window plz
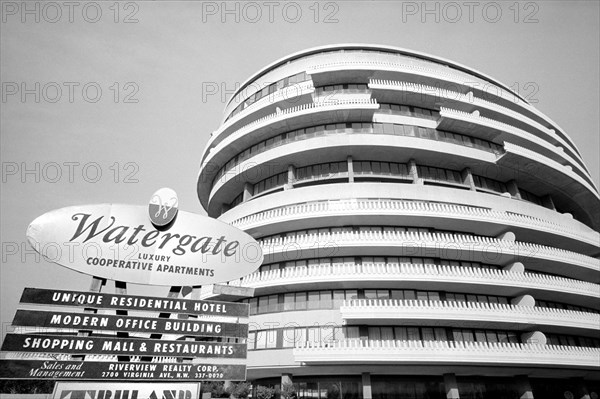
[320,290,333,308]
[266,329,278,348]
[255,330,267,349]
[296,292,306,310]
[282,328,295,348]
[267,294,279,313]
[284,293,295,311]
[247,331,256,350]
[249,297,258,315]
[307,291,320,309]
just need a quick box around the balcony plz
[368,80,579,159]
[227,198,600,253]
[499,142,600,229]
[293,339,600,369]
[340,299,600,336]
[212,81,316,145]
[198,98,379,208]
[437,107,590,181]
[258,230,600,282]
[201,98,379,167]
[220,262,599,309]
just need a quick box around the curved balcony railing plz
[293,339,600,368]
[228,199,599,248]
[503,141,599,198]
[340,299,600,332]
[258,230,600,273]
[369,79,579,160]
[439,107,589,177]
[202,98,379,165]
[307,57,531,107]
[220,81,315,136]
[227,49,580,166]
[226,262,599,301]
[213,123,505,185]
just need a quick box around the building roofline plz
[225,43,531,108]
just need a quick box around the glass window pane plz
[307,327,319,343]
[406,327,420,341]
[295,328,307,345]
[321,326,334,344]
[422,328,435,341]
[434,328,447,341]
[284,293,295,311]
[345,326,360,339]
[364,290,378,300]
[267,294,279,312]
[308,291,320,309]
[462,330,475,342]
[381,327,394,340]
[247,331,256,350]
[320,290,332,308]
[256,330,267,349]
[333,290,345,308]
[475,330,487,342]
[368,327,381,340]
[394,327,408,341]
[346,290,359,300]
[295,292,307,310]
[257,297,268,314]
[249,297,258,315]
[266,330,277,348]
[486,331,498,343]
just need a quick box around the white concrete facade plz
[197,45,600,398]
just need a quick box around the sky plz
[1,1,599,340]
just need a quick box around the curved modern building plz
[197,44,600,399]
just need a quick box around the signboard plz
[2,333,247,358]
[0,360,246,381]
[20,288,249,317]
[149,188,179,227]
[52,382,200,399]
[26,204,263,286]
[12,310,248,337]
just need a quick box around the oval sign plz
[26,204,263,286]
[149,187,178,226]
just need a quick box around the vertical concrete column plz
[281,373,293,385]
[515,375,534,399]
[506,180,522,199]
[409,159,421,184]
[347,156,354,183]
[497,231,516,241]
[541,194,557,210]
[511,294,535,307]
[521,331,546,345]
[443,373,460,399]
[286,165,296,190]
[243,182,253,201]
[503,262,525,273]
[461,167,476,191]
[362,372,373,399]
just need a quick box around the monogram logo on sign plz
[148,188,179,226]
